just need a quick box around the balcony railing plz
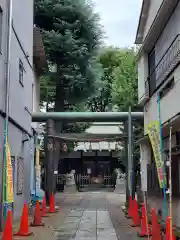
[146,34,180,96]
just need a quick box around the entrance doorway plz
[75,160,113,191]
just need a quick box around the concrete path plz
[54,192,138,240]
[9,192,137,240]
[55,209,118,240]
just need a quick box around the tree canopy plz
[86,47,139,113]
[111,48,138,111]
[34,0,103,109]
[86,47,123,112]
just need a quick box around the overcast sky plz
[92,0,143,47]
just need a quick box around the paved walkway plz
[53,192,138,240]
[55,209,118,240]
[11,192,138,240]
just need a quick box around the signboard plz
[87,168,91,174]
[6,143,14,203]
[35,149,41,190]
[146,121,166,188]
[140,144,148,191]
[140,158,147,191]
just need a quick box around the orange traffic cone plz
[52,194,59,211]
[49,193,57,213]
[166,216,176,240]
[31,201,44,227]
[2,210,13,240]
[131,199,140,227]
[151,208,161,240]
[14,203,33,236]
[127,196,133,218]
[41,196,48,217]
[138,203,151,237]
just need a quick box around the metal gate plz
[56,173,114,191]
[74,174,114,191]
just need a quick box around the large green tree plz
[110,48,143,198]
[35,0,103,161]
[34,0,103,110]
[86,47,123,112]
[111,48,138,110]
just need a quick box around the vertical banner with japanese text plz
[6,143,14,203]
[35,149,41,190]
[146,121,166,188]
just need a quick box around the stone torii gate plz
[32,109,143,203]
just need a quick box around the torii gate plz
[32,109,143,203]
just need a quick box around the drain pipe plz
[1,0,13,228]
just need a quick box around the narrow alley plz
[23,192,137,240]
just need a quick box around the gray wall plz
[0,0,34,220]
[155,1,180,64]
[143,1,180,132]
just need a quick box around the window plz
[19,59,24,86]
[0,7,3,52]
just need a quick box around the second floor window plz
[19,59,24,86]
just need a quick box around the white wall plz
[143,0,164,41]
[31,72,40,130]
[155,1,180,64]
[143,2,180,131]
[12,0,34,65]
[0,0,35,221]
[137,52,149,103]
[9,29,33,134]
[144,65,180,132]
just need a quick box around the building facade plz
[0,0,46,223]
[135,0,180,226]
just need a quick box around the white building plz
[0,0,46,223]
[135,0,180,226]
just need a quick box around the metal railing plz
[147,34,180,96]
[74,174,114,190]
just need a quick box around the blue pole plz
[157,94,167,221]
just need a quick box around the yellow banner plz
[146,121,166,188]
[6,143,14,203]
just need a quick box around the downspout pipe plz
[1,0,13,227]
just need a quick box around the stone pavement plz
[53,192,138,240]
[11,192,138,240]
